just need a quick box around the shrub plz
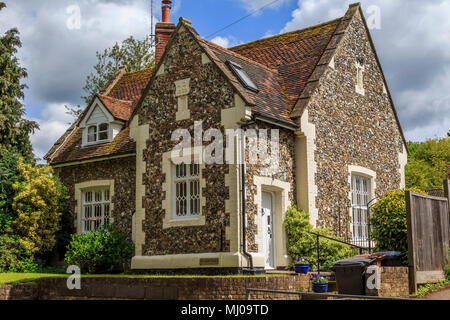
[64,224,134,274]
[0,233,38,273]
[12,159,64,254]
[284,206,352,270]
[0,150,21,231]
[369,188,426,253]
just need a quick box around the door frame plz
[262,191,276,270]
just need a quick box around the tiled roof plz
[49,127,135,165]
[97,94,133,121]
[108,68,154,102]
[46,68,154,164]
[230,19,341,107]
[202,39,294,125]
[47,7,356,164]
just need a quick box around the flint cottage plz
[46,2,407,272]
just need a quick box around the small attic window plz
[227,61,259,92]
[86,123,109,144]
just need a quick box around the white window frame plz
[81,187,111,234]
[173,163,201,220]
[351,175,371,242]
[85,123,110,145]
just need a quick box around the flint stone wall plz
[55,156,136,237]
[307,11,405,236]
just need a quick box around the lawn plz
[0,272,284,285]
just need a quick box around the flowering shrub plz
[310,274,329,284]
[294,258,309,265]
[12,159,64,254]
[0,233,38,273]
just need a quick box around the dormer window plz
[98,123,109,141]
[88,126,97,143]
[86,123,109,144]
[227,61,259,92]
[79,96,126,147]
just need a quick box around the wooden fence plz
[406,181,450,294]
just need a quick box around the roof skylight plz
[227,61,259,92]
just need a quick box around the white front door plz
[262,192,275,270]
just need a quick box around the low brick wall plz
[0,274,310,300]
[365,267,410,298]
[0,268,410,300]
[0,284,38,300]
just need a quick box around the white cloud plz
[281,0,450,141]
[211,35,242,48]
[0,0,153,105]
[29,103,75,161]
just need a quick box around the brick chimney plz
[155,0,176,64]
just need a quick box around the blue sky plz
[1,0,449,159]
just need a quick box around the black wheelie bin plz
[330,258,376,295]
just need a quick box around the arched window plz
[98,123,109,141]
[88,126,97,143]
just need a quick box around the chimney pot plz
[162,0,172,23]
[155,1,175,64]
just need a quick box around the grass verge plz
[0,272,285,285]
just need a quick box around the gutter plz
[240,116,257,270]
[253,112,299,131]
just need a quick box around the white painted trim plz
[252,176,291,268]
[131,252,247,270]
[129,116,149,256]
[348,165,377,240]
[348,165,377,200]
[398,144,408,189]
[162,150,206,229]
[74,180,115,234]
[295,109,319,227]
[79,97,114,129]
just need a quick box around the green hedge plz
[369,188,426,254]
[64,224,134,274]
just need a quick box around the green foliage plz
[406,138,450,190]
[0,233,38,273]
[81,35,155,105]
[64,224,134,274]
[12,159,63,254]
[284,206,353,271]
[417,279,450,297]
[0,4,38,160]
[370,188,426,253]
[0,150,21,223]
[54,206,75,259]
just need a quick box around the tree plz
[405,138,450,190]
[12,159,64,255]
[66,35,155,117]
[0,150,21,232]
[0,3,38,161]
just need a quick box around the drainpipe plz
[240,116,256,270]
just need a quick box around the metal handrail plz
[308,231,371,274]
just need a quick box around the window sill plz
[162,215,206,229]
